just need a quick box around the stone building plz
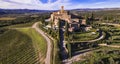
[48,6,90,32]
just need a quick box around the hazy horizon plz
[0,0,120,10]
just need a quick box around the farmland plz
[3,22,35,28]
[0,28,47,64]
[71,31,99,41]
[72,47,120,64]
[0,17,15,20]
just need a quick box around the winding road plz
[62,22,120,64]
[101,23,120,27]
[62,49,92,64]
[62,31,105,64]
[99,44,120,48]
[32,22,52,64]
[70,31,104,43]
[31,22,115,64]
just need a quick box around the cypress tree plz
[64,21,69,40]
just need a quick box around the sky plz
[0,0,120,10]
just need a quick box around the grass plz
[94,23,120,45]
[0,17,15,20]
[3,22,35,28]
[52,40,62,64]
[0,28,47,64]
[39,23,62,64]
[73,32,99,41]
[72,47,120,64]
[101,25,120,45]
[18,28,47,57]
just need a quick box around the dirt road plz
[32,22,52,64]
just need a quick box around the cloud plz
[0,0,120,10]
[10,0,32,4]
[0,0,71,10]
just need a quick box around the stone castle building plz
[46,6,91,31]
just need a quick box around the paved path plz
[62,31,104,64]
[70,31,104,43]
[32,22,52,64]
[101,23,120,27]
[62,22,120,64]
[99,44,120,48]
[63,49,92,64]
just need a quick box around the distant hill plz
[71,8,120,11]
[0,8,120,14]
[0,9,53,14]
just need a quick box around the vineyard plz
[73,47,120,64]
[71,31,99,41]
[4,22,35,28]
[97,24,120,45]
[0,28,47,64]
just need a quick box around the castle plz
[46,6,91,32]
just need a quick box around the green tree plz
[57,19,60,42]
[89,57,94,64]
[64,21,69,40]
[67,42,71,58]
[41,16,45,25]
[109,57,115,64]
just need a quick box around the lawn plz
[0,28,47,64]
[72,31,99,41]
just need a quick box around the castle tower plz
[61,6,64,13]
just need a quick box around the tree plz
[64,21,69,40]
[89,57,94,64]
[57,19,60,42]
[89,12,94,25]
[41,16,45,25]
[67,42,71,58]
[109,57,115,64]
[90,12,94,20]
[85,15,90,25]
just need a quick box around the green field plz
[3,22,35,28]
[97,24,120,45]
[72,31,99,41]
[72,47,120,64]
[0,28,47,64]
[0,17,16,20]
